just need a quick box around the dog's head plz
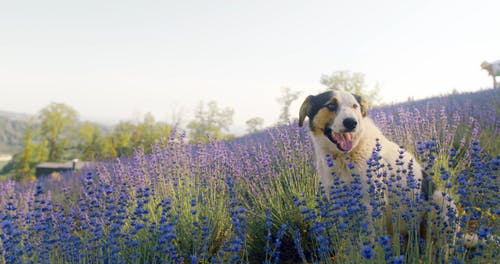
[299,90,368,153]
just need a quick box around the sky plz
[1,0,499,134]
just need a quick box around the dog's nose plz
[343,118,357,131]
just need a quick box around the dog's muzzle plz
[324,127,354,152]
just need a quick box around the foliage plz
[105,114,172,158]
[0,115,28,154]
[245,117,264,134]
[15,120,37,180]
[320,70,380,104]
[77,121,106,160]
[276,87,301,124]
[187,101,234,143]
[2,107,172,179]
[0,89,499,263]
[38,102,79,162]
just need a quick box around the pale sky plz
[1,0,499,134]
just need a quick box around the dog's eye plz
[325,102,337,112]
[352,104,358,109]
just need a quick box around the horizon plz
[1,1,499,132]
[1,87,494,136]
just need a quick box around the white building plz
[0,154,13,162]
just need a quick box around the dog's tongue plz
[333,132,354,151]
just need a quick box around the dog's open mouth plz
[324,128,354,152]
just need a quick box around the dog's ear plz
[353,94,368,117]
[299,95,313,127]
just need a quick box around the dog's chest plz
[316,153,370,190]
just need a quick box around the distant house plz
[35,159,92,177]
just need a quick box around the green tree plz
[106,113,172,157]
[112,121,136,156]
[136,113,171,153]
[277,87,301,124]
[102,135,118,159]
[37,138,48,162]
[1,119,44,179]
[187,101,234,143]
[320,70,380,104]
[15,119,37,180]
[245,117,264,134]
[39,103,79,161]
[77,121,104,160]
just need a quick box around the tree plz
[277,87,301,124]
[77,122,104,160]
[320,70,380,104]
[15,119,37,180]
[167,104,185,131]
[136,113,171,153]
[102,113,172,158]
[112,121,136,156]
[38,103,79,161]
[101,135,118,159]
[245,117,264,134]
[187,101,234,143]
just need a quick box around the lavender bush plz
[1,89,499,263]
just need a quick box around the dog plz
[298,90,464,242]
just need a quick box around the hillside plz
[0,110,32,121]
[1,88,498,156]
[1,89,497,263]
[232,88,500,164]
[0,112,30,154]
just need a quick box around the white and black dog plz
[298,90,463,240]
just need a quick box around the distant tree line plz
[2,70,379,180]
[2,103,177,180]
[0,116,28,154]
[1,101,249,180]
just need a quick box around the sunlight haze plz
[1,0,499,133]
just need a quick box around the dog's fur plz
[298,90,456,236]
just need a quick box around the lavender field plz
[1,89,499,264]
